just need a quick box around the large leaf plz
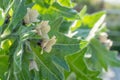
[65,48,101,80]
[52,2,78,19]
[82,11,105,28]
[33,2,79,21]
[71,11,105,32]
[85,38,120,71]
[71,12,106,41]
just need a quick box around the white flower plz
[99,32,113,49]
[104,39,113,49]
[29,60,39,71]
[35,21,50,39]
[24,8,39,24]
[99,32,108,43]
[41,36,56,53]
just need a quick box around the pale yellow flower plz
[24,8,39,24]
[99,32,108,43]
[35,21,56,53]
[35,21,50,39]
[41,36,56,53]
[99,32,113,49]
[104,39,113,49]
[29,60,39,71]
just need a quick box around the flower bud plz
[35,21,50,39]
[41,36,56,53]
[99,32,108,43]
[104,39,113,49]
[24,8,39,24]
[29,60,39,71]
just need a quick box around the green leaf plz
[82,11,105,28]
[2,0,34,38]
[65,48,101,80]
[35,0,54,8]
[30,43,63,80]
[52,44,80,71]
[33,4,60,21]
[57,0,73,8]
[70,11,105,32]
[85,38,120,71]
[9,40,22,70]
[53,32,80,44]
[33,1,78,21]
[59,21,72,33]
[79,5,87,19]
[0,55,8,79]
[52,2,79,19]
[11,0,33,29]
[13,42,23,72]
[0,0,10,10]
[0,8,5,26]
[86,14,106,41]
[1,39,12,53]
[50,17,63,32]
[70,12,106,40]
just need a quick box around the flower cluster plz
[35,21,56,53]
[99,32,113,49]
[24,8,56,71]
[24,8,56,53]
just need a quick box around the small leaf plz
[57,0,73,8]
[0,55,8,79]
[79,5,87,18]
[0,8,5,26]
[1,39,12,53]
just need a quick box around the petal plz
[24,12,30,24]
[99,32,108,43]
[24,8,39,24]
[48,36,56,46]
[41,33,49,40]
[40,21,50,34]
[41,39,49,49]
[44,46,52,53]
[29,9,39,22]
[42,36,56,53]
[29,60,39,71]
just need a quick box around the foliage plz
[0,0,120,80]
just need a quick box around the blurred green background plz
[73,0,120,52]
